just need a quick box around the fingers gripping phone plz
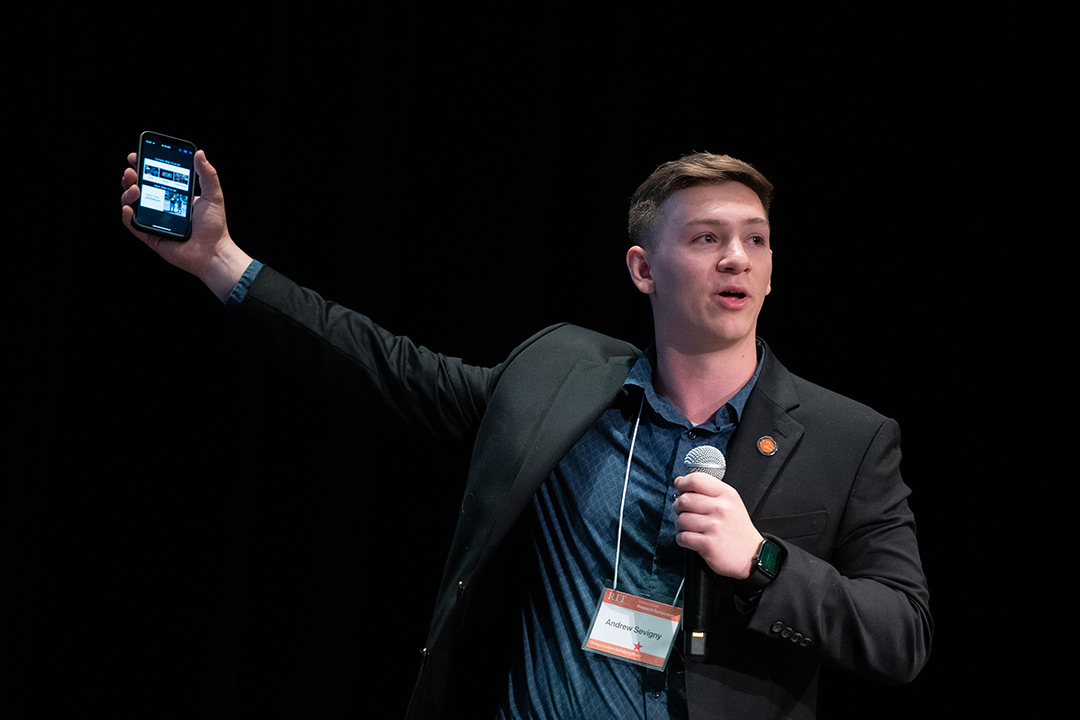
[130,131,198,240]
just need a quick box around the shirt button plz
[687,431,697,439]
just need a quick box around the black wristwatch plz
[734,537,784,604]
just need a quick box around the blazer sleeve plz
[226,265,498,443]
[746,416,932,685]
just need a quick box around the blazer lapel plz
[425,329,639,647]
[724,347,805,517]
[485,354,638,555]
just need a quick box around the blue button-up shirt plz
[497,345,762,719]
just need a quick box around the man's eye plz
[697,233,716,243]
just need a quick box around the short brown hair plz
[628,152,774,250]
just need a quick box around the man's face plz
[634,182,773,353]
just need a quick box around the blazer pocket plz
[755,510,828,540]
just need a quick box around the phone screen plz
[132,131,197,239]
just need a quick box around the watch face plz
[758,540,782,577]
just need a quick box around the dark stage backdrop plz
[9,6,1071,719]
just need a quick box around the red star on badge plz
[633,642,642,651]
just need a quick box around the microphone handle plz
[684,553,711,659]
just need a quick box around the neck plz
[652,336,758,426]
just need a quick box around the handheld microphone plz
[682,445,726,659]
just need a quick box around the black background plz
[8,5,1073,718]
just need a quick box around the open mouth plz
[716,290,750,308]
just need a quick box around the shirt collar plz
[623,340,764,429]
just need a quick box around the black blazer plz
[233,266,932,719]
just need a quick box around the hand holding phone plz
[121,135,253,302]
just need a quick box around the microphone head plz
[684,445,726,480]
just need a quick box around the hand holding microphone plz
[678,446,764,658]
[676,446,763,580]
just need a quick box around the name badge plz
[582,588,682,671]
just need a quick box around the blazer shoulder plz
[504,323,641,367]
[789,372,888,427]
[480,324,641,419]
[757,346,890,435]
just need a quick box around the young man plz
[121,151,931,719]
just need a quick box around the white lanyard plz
[611,393,686,607]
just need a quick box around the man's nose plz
[716,238,752,273]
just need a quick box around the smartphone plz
[130,131,198,240]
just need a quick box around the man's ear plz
[766,248,773,296]
[626,245,655,295]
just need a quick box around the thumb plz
[194,150,224,204]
